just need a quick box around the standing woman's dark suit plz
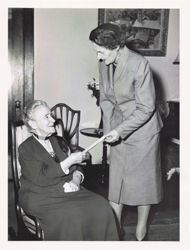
[18,100,119,241]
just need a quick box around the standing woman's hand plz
[105,130,120,143]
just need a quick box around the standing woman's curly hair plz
[89,23,126,50]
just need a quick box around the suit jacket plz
[99,47,163,143]
[18,135,82,195]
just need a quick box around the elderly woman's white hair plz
[23,100,48,130]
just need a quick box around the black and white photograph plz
[1,0,189,249]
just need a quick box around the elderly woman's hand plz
[63,181,80,192]
[60,152,87,174]
[69,152,85,164]
[63,170,83,192]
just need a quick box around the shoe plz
[142,233,148,241]
[136,233,148,241]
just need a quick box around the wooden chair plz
[51,103,80,146]
[51,103,92,162]
[11,108,91,240]
[10,121,44,240]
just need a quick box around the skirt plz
[108,133,163,205]
[19,186,119,241]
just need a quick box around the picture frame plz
[98,9,170,56]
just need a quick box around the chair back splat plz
[51,103,92,166]
[51,103,80,146]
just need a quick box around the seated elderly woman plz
[18,100,119,241]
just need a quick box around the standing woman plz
[89,23,163,241]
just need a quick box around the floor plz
[8,140,180,241]
[83,164,179,241]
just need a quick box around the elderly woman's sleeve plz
[56,136,84,174]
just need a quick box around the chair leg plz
[16,220,40,240]
[8,227,17,240]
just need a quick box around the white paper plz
[83,135,106,153]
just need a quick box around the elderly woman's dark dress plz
[18,135,118,241]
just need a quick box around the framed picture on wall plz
[98,9,170,56]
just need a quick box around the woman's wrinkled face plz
[30,106,55,136]
[93,43,119,65]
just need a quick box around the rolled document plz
[62,135,107,175]
[83,135,107,153]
